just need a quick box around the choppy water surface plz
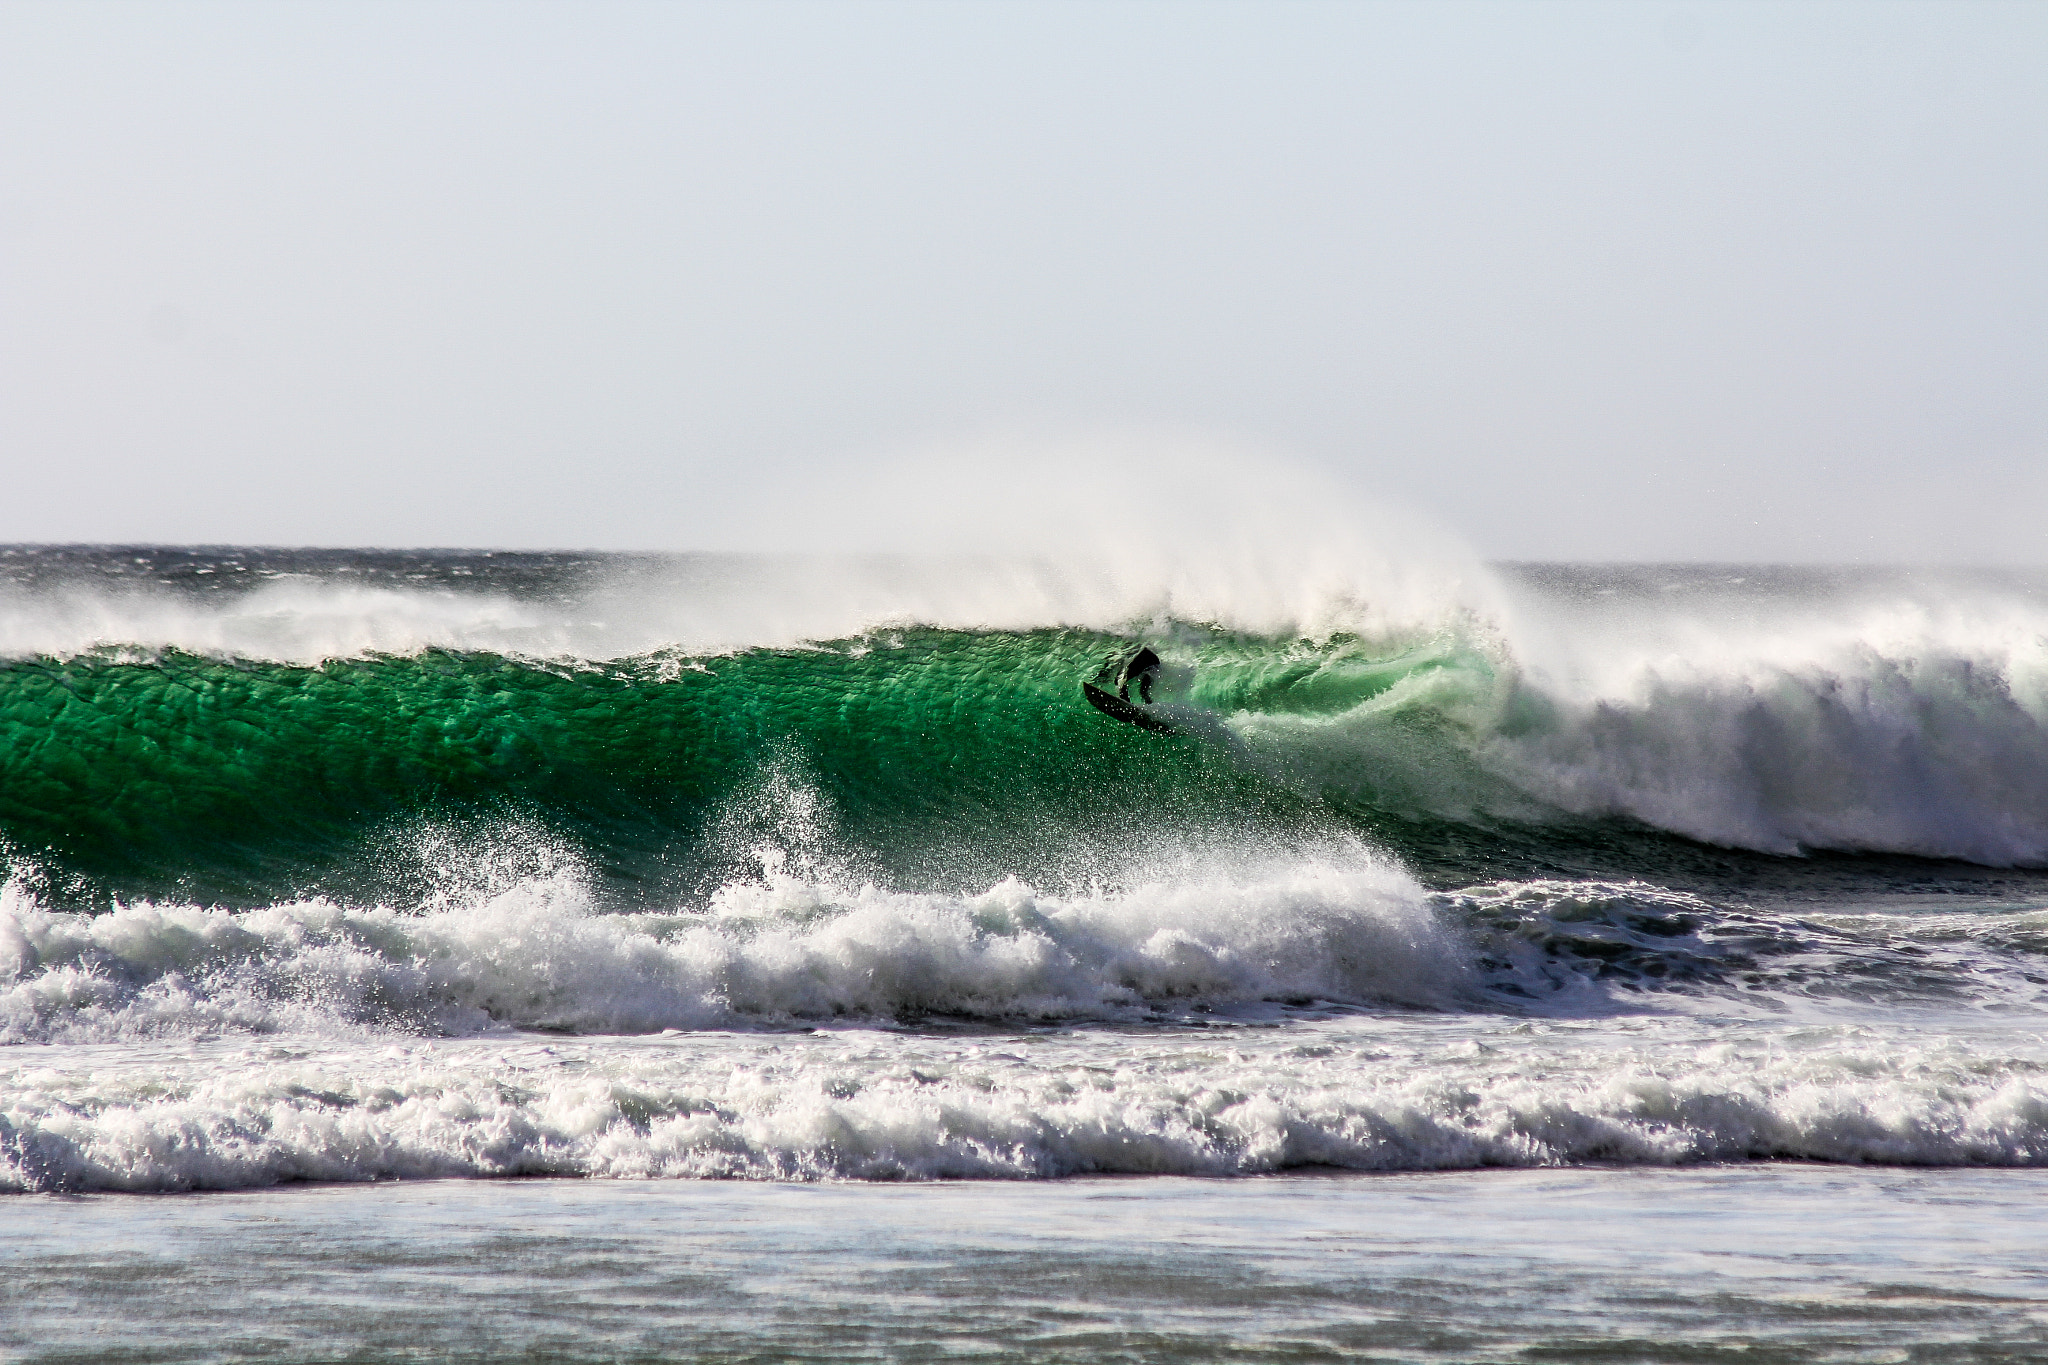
[5,546,2048,1354]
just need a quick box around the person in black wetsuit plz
[1117,646,1162,704]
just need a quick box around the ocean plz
[4,545,2048,1360]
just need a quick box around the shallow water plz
[6,1168,2047,1362]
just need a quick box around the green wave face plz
[5,629,1442,908]
[15,552,2048,909]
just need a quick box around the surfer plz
[1116,645,1162,704]
[1083,645,1179,735]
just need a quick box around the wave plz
[11,547,2048,1194]
[7,1006,2048,1191]
[0,852,1467,1045]
[4,553,2047,902]
[7,842,2046,1050]
[6,630,2047,909]
[10,836,2048,1190]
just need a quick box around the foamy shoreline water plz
[7,1168,2047,1362]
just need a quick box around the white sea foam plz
[1485,576,2048,863]
[6,1013,2047,1191]
[0,581,568,665]
[0,855,1464,1046]
[9,855,2048,1191]
[1221,570,2048,864]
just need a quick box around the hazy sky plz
[3,0,2043,560]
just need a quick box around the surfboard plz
[1082,682,1181,736]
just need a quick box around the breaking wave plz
[7,843,2047,1052]
[0,853,1467,1045]
[8,1006,2048,1191]
[6,554,2048,913]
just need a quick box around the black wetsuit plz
[1118,647,1162,704]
